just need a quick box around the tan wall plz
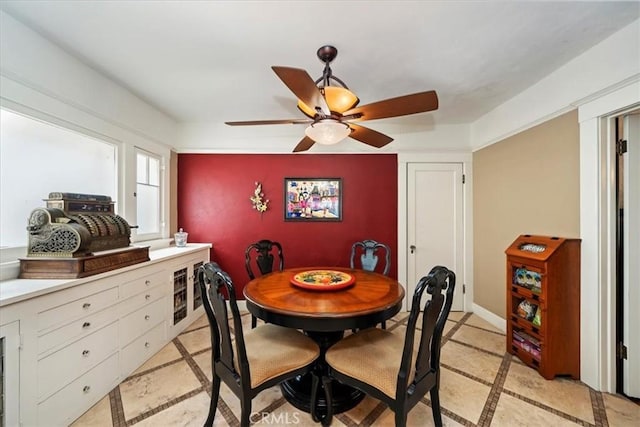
[473,109,580,318]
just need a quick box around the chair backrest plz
[398,266,455,402]
[245,239,284,280]
[198,262,251,388]
[350,239,391,275]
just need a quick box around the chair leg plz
[251,315,257,329]
[204,376,221,427]
[394,410,407,427]
[430,387,443,427]
[240,398,252,427]
[381,320,387,329]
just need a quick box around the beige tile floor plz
[72,312,640,427]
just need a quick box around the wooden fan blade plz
[225,119,311,126]
[272,66,330,115]
[293,136,315,153]
[343,90,438,121]
[348,123,394,148]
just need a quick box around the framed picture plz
[284,178,342,221]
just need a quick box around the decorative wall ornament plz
[250,181,269,213]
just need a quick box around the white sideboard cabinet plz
[0,243,210,426]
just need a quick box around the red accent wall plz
[177,154,397,298]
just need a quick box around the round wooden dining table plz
[243,267,405,418]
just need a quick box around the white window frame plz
[133,147,164,242]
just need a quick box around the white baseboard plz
[471,303,507,333]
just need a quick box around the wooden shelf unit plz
[505,234,581,380]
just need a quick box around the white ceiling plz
[1,1,638,146]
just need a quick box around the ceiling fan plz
[225,45,439,153]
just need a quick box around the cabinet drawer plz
[120,270,167,299]
[38,286,119,332]
[38,322,118,401]
[38,353,119,427]
[38,305,118,356]
[120,321,166,378]
[119,283,166,317]
[120,297,166,346]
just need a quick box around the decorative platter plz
[290,270,355,291]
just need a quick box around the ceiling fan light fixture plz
[298,86,359,117]
[226,45,439,153]
[305,120,351,145]
[324,86,359,112]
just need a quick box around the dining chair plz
[350,239,391,275]
[245,239,284,328]
[350,239,391,328]
[325,265,456,427]
[197,262,320,427]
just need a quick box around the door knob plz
[410,245,416,254]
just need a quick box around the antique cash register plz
[19,192,149,279]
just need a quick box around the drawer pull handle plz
[83,385,91,393]
[144,315,150,321]
[145,294,151,300]
[145,342,150,348]
[145,280,151,286]
[82,350,90,357]
[82,303,91,309]
[82,322,91,329]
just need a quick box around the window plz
[0,107,168,265]
[135,149,161,236]
[0,109,117,248]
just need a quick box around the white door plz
[623,113,639,398]
[407,163,464,310]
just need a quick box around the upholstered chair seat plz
[239,323,320,389]
[325,327,415,398]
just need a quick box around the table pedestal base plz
[280,374,365,416]
[280,330,365,418]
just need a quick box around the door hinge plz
[463,284,466,294]
[462,174,466,184]
[618,341,628,360]
[616,139,628,155]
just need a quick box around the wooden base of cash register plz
[19,246,150,279]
